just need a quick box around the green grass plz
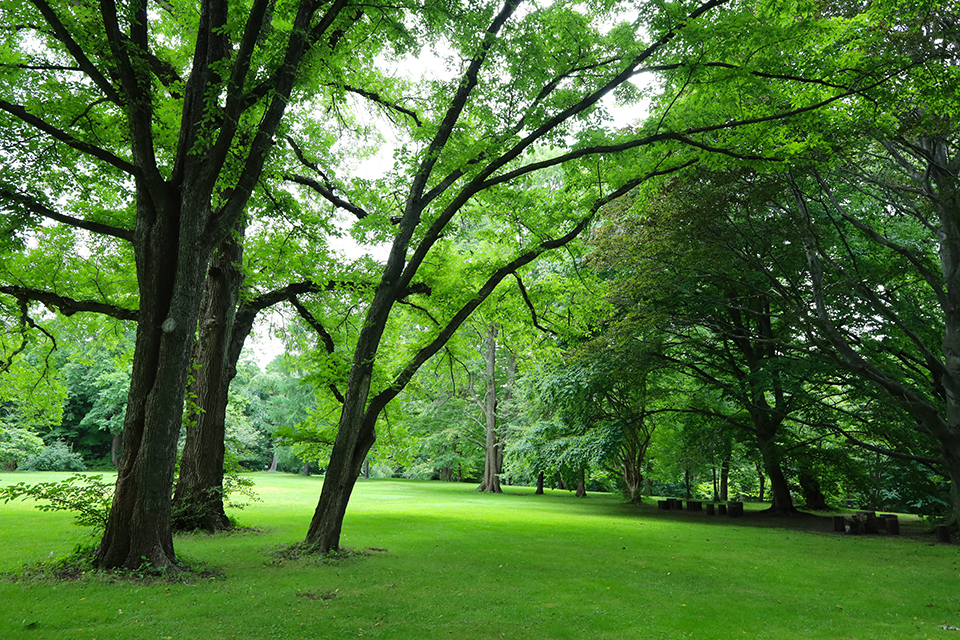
[1,472,959,639]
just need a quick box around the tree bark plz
[96,189,212,570]
[719,453,730,502]
[535,470,544,494]
[110,432,122,468]
[171,229,244,533]
[479,323,502,493]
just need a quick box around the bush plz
[0,426,45,470]
[20,440,87,471]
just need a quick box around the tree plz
[0,0,371,569]
[301,0,910,552]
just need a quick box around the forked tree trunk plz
[95,193,212,571]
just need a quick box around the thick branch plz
[0,100,137,176]
[0,285,138,321]
[0,188,133,242]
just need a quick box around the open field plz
[1,472,959,639]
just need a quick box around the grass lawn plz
[1,472,959,639]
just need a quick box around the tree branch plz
[0,187,134,242]
[0,100,138,176]
[0,285,139,321]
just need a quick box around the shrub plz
[0,473,113,531]
[20,440,87,471]
[0,426,45,470]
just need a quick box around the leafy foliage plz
[0,473,112,531]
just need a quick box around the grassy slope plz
[1,472,958,640]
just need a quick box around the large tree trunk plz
[535,470,544,494]
[172,230,244,533]
[756,425,795,514]
[95,192,212,571]
[479,323,502,493]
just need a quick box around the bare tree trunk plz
[575,469,587,498]
[535,471,544,495]
[110,432,122,469]
[719,453,730,502]
[267,449,279,472]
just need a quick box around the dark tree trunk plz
[363,458,370,479]
[756,429,795,513]
[96,191,212,571]
[172,229,244,533]
[798,471,828,510]
[302,462,311,476]
[535,471,544,494]
[719,453,730,502]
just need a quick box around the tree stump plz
[668,498,682,510]
[717,504,728,516]
[857,511,879,534]
[686,500,702,512]
[883,515,900,535]
[728,501,744,517]
[935,524,952,544]
[706,503,715,516]
[832,515,846,532]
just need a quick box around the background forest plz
[0,0,957,571]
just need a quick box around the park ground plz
[1,472,959,639]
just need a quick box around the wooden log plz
[935,524,952,544]
[706,503,715,516]
[717,504,728,516]
[686,500,702,512]
[832,515,846,532]
[728,501,744,517]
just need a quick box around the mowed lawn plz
[1,472,959,639]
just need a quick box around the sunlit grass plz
[2,472,959,639]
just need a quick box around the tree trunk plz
[267,449,279,472]
[756,428,795,513]
[172,230,244,533]
[798,470,828,510]
[535,470,544,494]
[363,458,370,479]
[302,462,311,476]
[479,323,502,493]
[110,432,122,468]
[575,469,587,498]
[95,191,212,571]
[719,453,730,502]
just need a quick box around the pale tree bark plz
[479,323,502,493]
